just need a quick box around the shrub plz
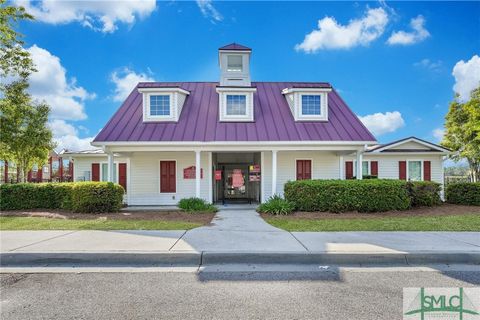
[0,182,124,213]
[70,182,124,213]
[446,182,480,206]
[257,195,295,215]
[178,197,217,212]
[284,179,411,213]
[407,181,442,207]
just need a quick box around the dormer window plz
[150,95,170,116]
[217,87,256,122]
[226,95,246,115]
[282,87,332,121]
[138,87,190,122]
[301,95,322,116]
[227,55,243,72]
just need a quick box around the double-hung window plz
[301,95,322,116]
[226,95,247,116]
[353,161,370,177]
[407,161,422,181]
[149,95,170,116]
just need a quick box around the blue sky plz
[15,0,480,151]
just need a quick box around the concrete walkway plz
[1,210,480,267]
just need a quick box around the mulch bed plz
[0,209,215,224]
[261,204,480,220]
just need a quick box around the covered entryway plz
[213,152,261,204]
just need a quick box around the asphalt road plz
[1,267,479,320]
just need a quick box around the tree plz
[1,1,55,182]
[0,0,35,79]
[442,86,480,182]
[0,81,55,182]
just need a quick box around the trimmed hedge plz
[0,182,124,213]
[446,182,480,206]
[284,179,442,213]
[407,181,442,207]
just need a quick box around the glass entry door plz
[223,165,249,201]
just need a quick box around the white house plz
[65,43,450,205]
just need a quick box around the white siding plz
[129,151,210,206]
[73,156,128,182]
[390,141,430,150]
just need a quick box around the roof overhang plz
[368,137,450,154]
[137,87,190,95]
[282,87,332,95]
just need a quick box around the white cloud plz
[14,0,156,33]
[387,15,430,45]
[295,7,388,52]
[196,0,223,22]
[432,128,444,142]
[452,55,480,102]
[111,68,154,102]
[359,111,405,136]
[27,45,94,121]
[48,119,95,152]
[414,58,442,72]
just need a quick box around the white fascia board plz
[281,87,332,95]
[216,87,257,93]
[371,137,450,153]
[366,151,450,156]
[138,87,190,95]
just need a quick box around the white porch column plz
[356,150,363,180]
[339,155,344,180]
[260,151,265,202]
[207,151,213,203]
[271,150,278,196]
[107,152,114,182]
[195,150,201,198]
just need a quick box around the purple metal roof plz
[219,43,251,51]
[94,82,376,143]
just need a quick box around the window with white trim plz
[101,163,117,183]
[407,161,422,181]
[354,161,370,176]
[301,95,322,115]
[149,95,170,116]
[227,55,243,72]
[226,95,247,115]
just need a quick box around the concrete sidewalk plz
[1,210,480,267]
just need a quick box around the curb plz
[0,252,201,267]
[1,251,479,268]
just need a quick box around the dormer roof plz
[219,43,251,51]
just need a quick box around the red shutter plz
[345,161,353,179]
[92,163,100,181]
[423,161,431,181]
[69,161,74,180]
[296,160,312,180]
[58,158,63,182]
[160,161,176,193]
[37,166,43,182]
[4,161,8,183]
[119,163,127,192]
[371,161,378,176]
[399,161,407,180]
[27,170,32,182]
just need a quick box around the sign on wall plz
[183,166,203,179]
[214,170,222,181]
[249,164,261,173]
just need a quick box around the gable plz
[369,137,450,153]
[390,141,433,151]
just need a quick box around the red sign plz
[249,174,260,182]
[214,170,222,181]
[183,166,203,179]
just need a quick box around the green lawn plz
[265,214,480,232]
[0,217,202,230]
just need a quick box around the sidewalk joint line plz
[8,231,79,252]
[289,232,309,252]
[168,230,188,251]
